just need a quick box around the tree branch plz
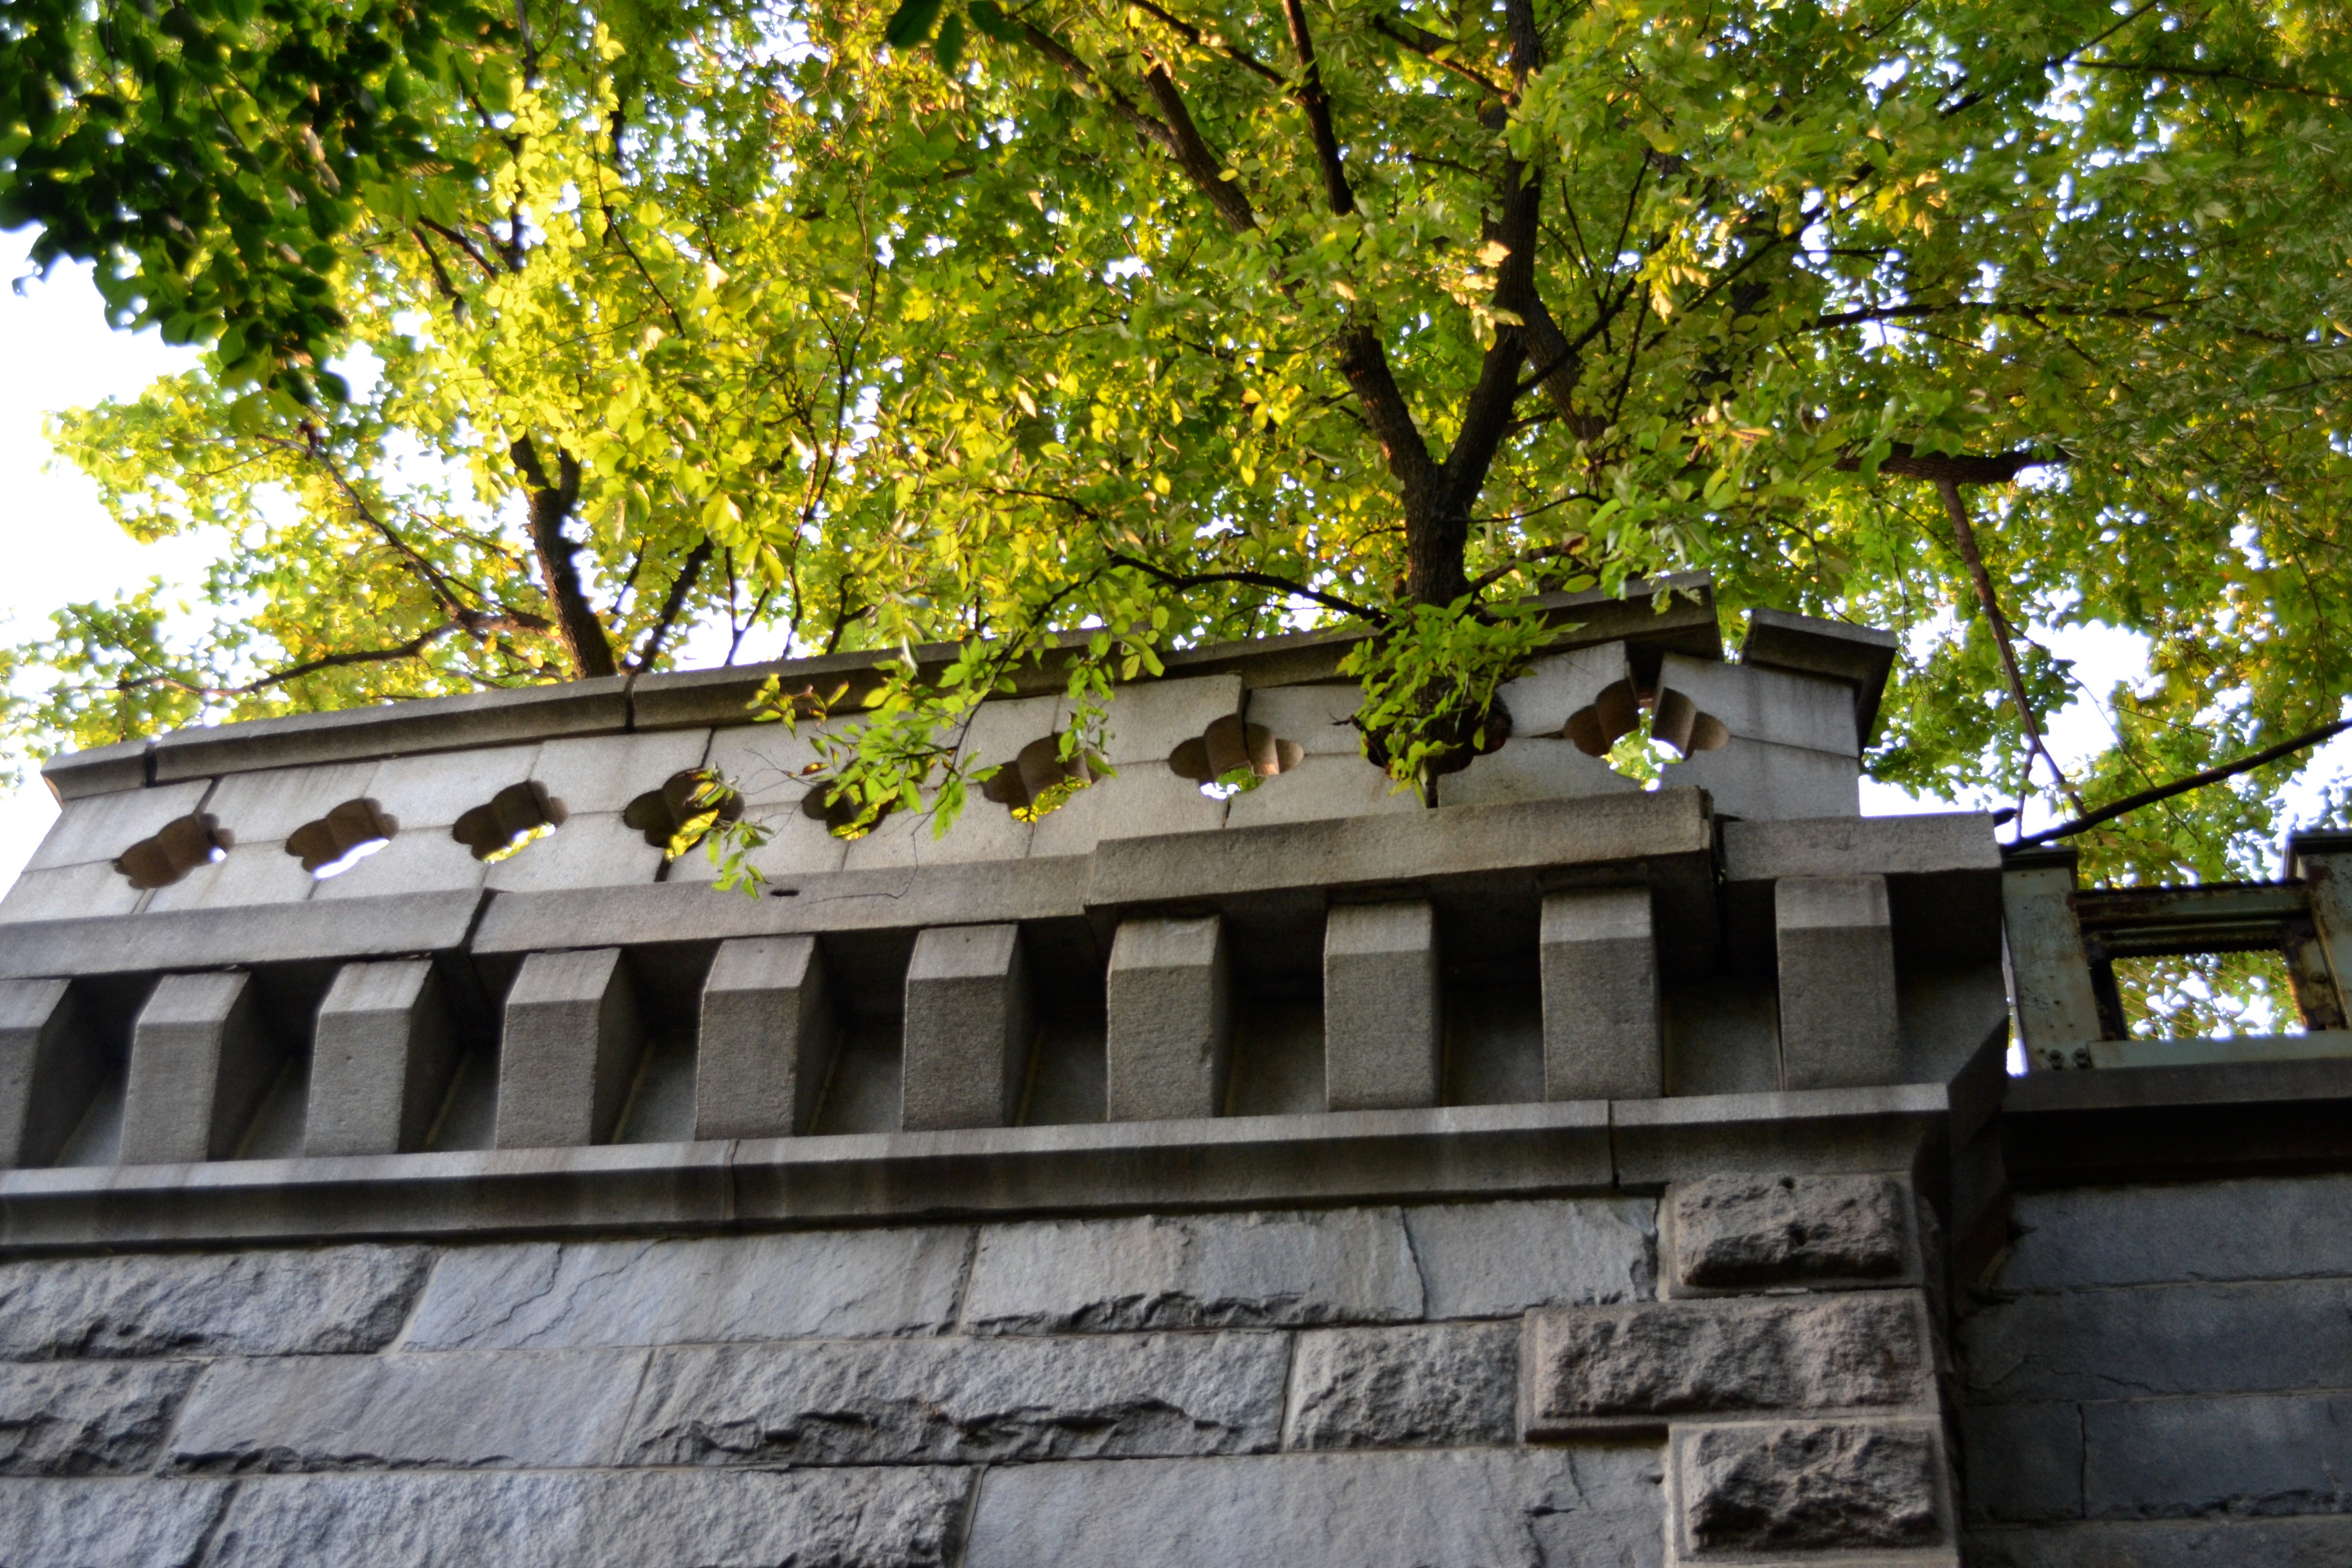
[1279,0,1354,215]
[1125,0,1284,84]
[1834,444,2070,484]
[630,537,714,672]
[1107,551,1385,622]
[1137,63,1260,232]
[1370,16,1506,94]
[510,436,619,679]
[1934,477,2082,810]
[2017,717,2352,846]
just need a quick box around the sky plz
[2,224,2346,888]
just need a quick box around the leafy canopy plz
[5,0,2350,1014]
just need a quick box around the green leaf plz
[931,11,967,76]
[884,0,946,50]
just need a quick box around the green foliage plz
[2,0,2348,908]
[1340,598,1554,799]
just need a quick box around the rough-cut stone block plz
[1657,653,1861,757]
[1539,887,1661,1100]
[199,1465,970,1568]
[1964,1403,2083,1524]
[838,794,1034,870]
[1522,1291,1932,1435]
[481,812,665,892]
[902,923,1033,1131]
[2083,1392,2352,1519]
[494,947,642,1149]
[1722,814,2000,882]
[0,1360,201,1475]
[1284,1322,1517,1450]
[0,1246,430,1360]
[696,935,836,1140]
[351,744,544,830]
[1402,1198,1657,1317]
[140,839,317,912]
[1776,875,1901,1089]
[1741,607,1898,744]
[1496,643,1634,737]
[1027,766,1228,855]
[305,960,458,1157]
[1665,738,1863,821]
[963,1447,1664,1568]
[527,730,711,817]
[167,1348,647,1473]
[39,736,152,801]
[1674,1419,1948,1557]
[304,826,484,901]
[626,1330,1286,1466]
[193,762,380,845]
[0,862,144,924]
[0,1477,233,1568]
[1224,753,1422,829]
[26,780,211,873]
[1667,1173,1910,1292]
[1961,1279,2352,1403]
[0,978,99,1171]
[401,1229,970,1350]
[1243,683,1367,755]
[1325,901,1441,1112]
[1098,674,1244,764]
[1438,738,1638,808]
[1106,915,1231,1122]
[962,1209,1423,1334]
[118,970,280,1166]
[1998,1177,2352,1290]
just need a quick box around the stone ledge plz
[0,892,488,980]
[149,678,634,782]
[1613,1085,1948,1187]
[2003,1058,2352,1186]
[0,1090,1955,1255]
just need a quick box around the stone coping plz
[39,575,1722,799]
[2003,1056,2352,1186]
[0,1085,1945,1255]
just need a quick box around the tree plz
[5,1,2350,1021]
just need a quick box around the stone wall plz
[1959,1173,2352,1566]
[4,1174,1977,1567]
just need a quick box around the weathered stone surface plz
[1999,1177,2352,1290]
[0,1247,430,1361]
[1962,1280,2352,1403]
[1284,1322,1516,1450]
[167,1348,647,1473]
[119,969,279,1166]
[1775,874,1902,1089]
[24,780,212,873]
[963,1447,1665,1568]
[1105,914,1231,1122]
[494,946,642,1149]
[1669,1172,1908,1290]
[1678,1419,1945,1555]
[2084,1392,2352,1520]
[901,922,1033,1131]
[199,1465,970,1568]
[1324,901,1442,1112]
[627,1330,1285,1466]
[1401,1198,1656,1317]
[0,1478,233,1567]
[961,1209,1423,1334]
[0,1361,200,1476]
[1538,887,1661,1100]
[1966,1515,2352,1567]
[1523,1292,1930,1434]
[402,1229,969,1350]
[1963,1403,2084,1524]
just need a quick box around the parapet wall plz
[5,583,2349,1566]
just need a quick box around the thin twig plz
[2016,718,2352,846]
[1936,477,2083,810]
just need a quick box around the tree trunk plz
[510,437,618,680]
